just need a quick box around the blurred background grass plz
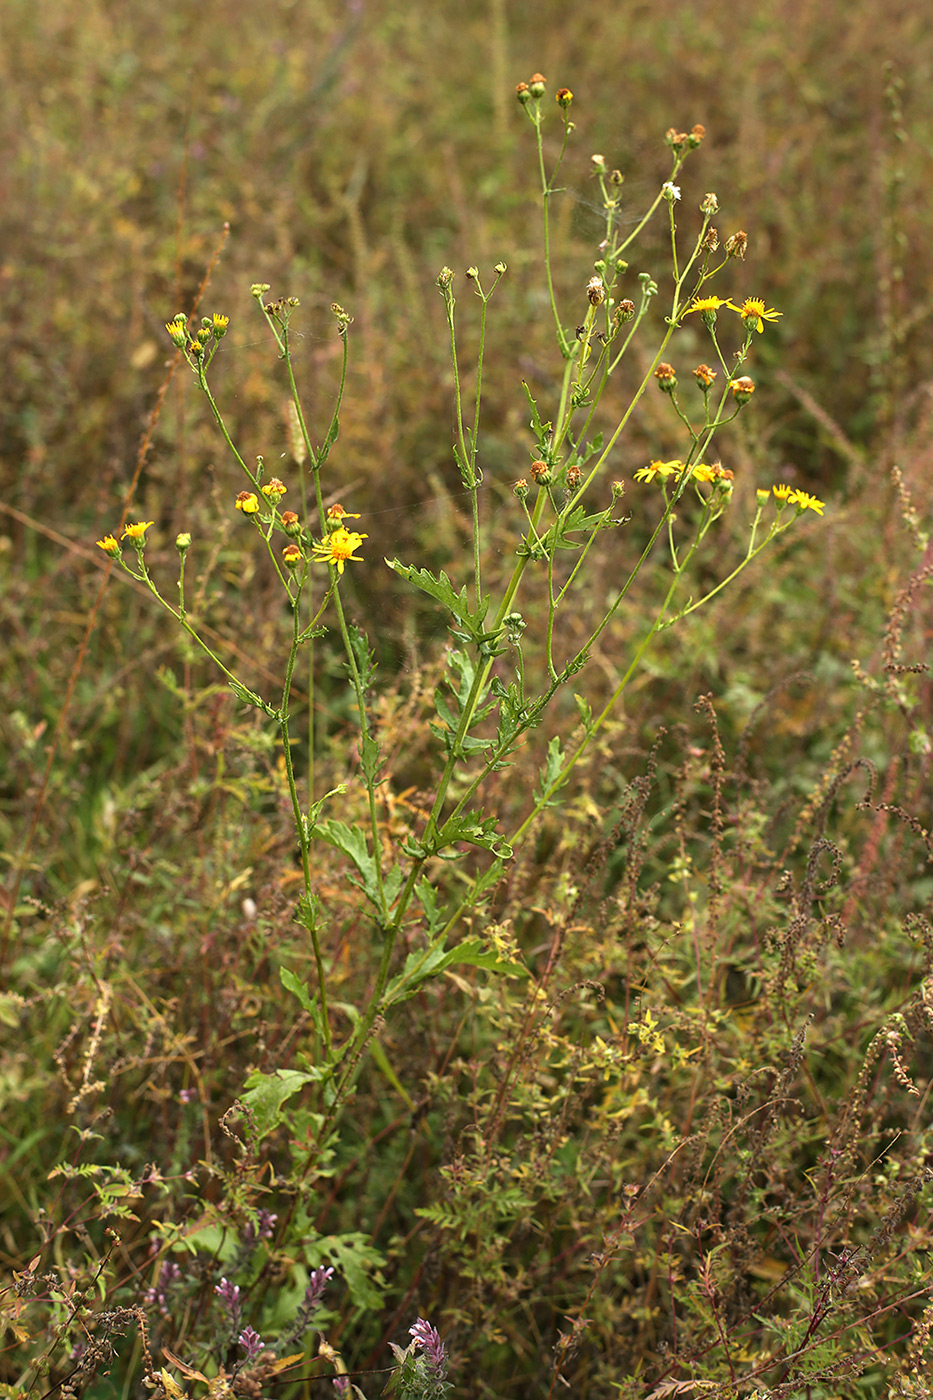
[2,1,933,1393]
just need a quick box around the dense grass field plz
[3,2,933,1397]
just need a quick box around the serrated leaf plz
[437,810,513,859]
[539,504,610,553]
[346,623,377,690]
[521,380,552,449]
[359,732,382,782]
[280,967,324,1037]
[534,735,567,808]
[313,819,384,911]
[573,692,593,729]
[322,1234,385,1311]
[385,561,490,640]
[384,935,526,1007]
[240,1068,323,1139]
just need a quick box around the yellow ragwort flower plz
[261,478,286,501]
[729,297,782,333]
[282,544,304,567]
[235,491,260,514]
[634,459,684,483]
[689,463,718,484]
[326,503,361,523]
[122,520,155,540]
[791,490,825,516]
[96,534,120,556]
[311,525,368,575]
[772,483,795,502]
[683,295,729,319]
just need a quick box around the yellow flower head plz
[235,491,260,515]
[772,483,795,501]
[96,534,120,556]
[122,520,155,541]
[282,544,304,568]
[689,463,718,484]
[212,313,229,338]
[729,297,782,333]
[311,525,368,575]
[634,459,684,483]
[791,490,825,516]
[261,477,286,501]
[684,295,728,321]
[165,317,188,348]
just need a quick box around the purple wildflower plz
[215,1277,241,1326]
[304,1266,335,1311]
[143,1261,181,1316]
[241,1210,278,1246]
[409,1318,447,1379]
[238,1326,265,1359]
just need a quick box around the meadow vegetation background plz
[2,0,933,1396]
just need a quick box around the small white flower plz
[662,182,681,202]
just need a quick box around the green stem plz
[279,589,332,1057]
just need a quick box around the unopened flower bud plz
[514,479,529,499]
[175,531,191,552]
[515,81,531,104]
[494,261,507,275]
[590,153,607,174]
[693,363,717,389]
[730,376,755,404]
[261,477,287,503]
[436,267,454,290]
[250,283,271,299]
[555,88,573,108]
[756,488,770,505]
[465,266,479,281]
[610,169,624,185]
[529,72,546,97]
[654,362,677,393]
[530,460,551,485]
[280,510,301,535]
[611,480,626,499]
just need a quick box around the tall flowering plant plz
[98,76,823,1116]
